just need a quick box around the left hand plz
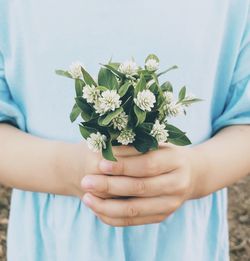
[81,144,200,227]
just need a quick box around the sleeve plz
[212,6,250,135]
[0,51,26,131]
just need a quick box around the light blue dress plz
[0,1,250,260]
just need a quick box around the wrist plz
[188,145,211,199]
[53,141,85,198]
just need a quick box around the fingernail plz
[99,159,113,173]
[81,176,95,189]
[82,193,92,206]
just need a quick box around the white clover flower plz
[118,60,138,76]
[86,132,107,152]
[69,62,83,79]
[164,102,183,117]
[163,91,174,104]
[145,58,159,71]
[117,129,136,145]
[82,85,100,103]
[134,90,156,111]
[112,111,128,130]
[94,90,122,115]
[150,120,169,143]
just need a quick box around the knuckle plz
[104,177,111,194]
[145,157,158,176]
[113,160,125,175]
[133,180,146,195]
[98,176,110,194]
[123,217,134,226]
[125,204,139,217]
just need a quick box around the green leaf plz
[81,67,97,86]
[140,122,153,132]
[98,107,123,126]
[157,65,178,77]
[79,124,96,139]
[96,85,109,91]
[178,86,186,101]
[75,79,85,96]
[55,69,73,79]
[134,128,158,153]
[108,62,120,70]
[83,119,104,131]
[134,105,146,126]
[70,103,81,122]
[165,124,186,139]
[135,75,147,95]
[108,128,120,141]
[118,82,131,97]
[98,67,119,89]
[161,82,173,92]
[122,96,133,113]
[102,139,117,161]
[145,54,160,63]
[75,97,93,121]
[102,64,125,78]
[181,98,203,106]
[148,82,157,93]
[168,134,191,146]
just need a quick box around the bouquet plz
[56,54,201,161]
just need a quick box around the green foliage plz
[134,105,146,126]
[102,139,117,161]
[81,67,97,86]
[134,127,158,153]
[56,54,202,161]
[98,107,123,126]
[55,69,72,78]
[98,67,119,89]
[70,103,81,122]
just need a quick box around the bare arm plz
[191,125,250,198]
[0,123,99,197]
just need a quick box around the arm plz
[0,123,101,197]
[191,125,250,198]
[80,125,250,226]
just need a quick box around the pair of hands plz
[74,143,201,227]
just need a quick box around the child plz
[0,1,250,260]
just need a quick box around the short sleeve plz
[212,6,250,134]
[0,52,26,131]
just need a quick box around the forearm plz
[0,123,81,196]
[191,125,250,198]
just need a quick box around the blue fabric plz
[0,1,250,260]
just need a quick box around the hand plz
[81,144,200,226]
[66,142,139,198]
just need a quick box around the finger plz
[112,145,141,157]
[96,213,166,227]
[81,172,182,197]
[82,193,179,218]
[99,146,181,177]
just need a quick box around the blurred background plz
[0,177,250,261]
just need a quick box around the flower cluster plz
[56,54,202,161]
